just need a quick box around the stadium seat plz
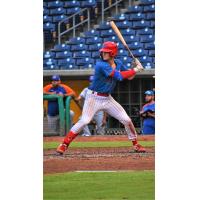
[100,29,115,37]
[44,58,57,67]
[132,20,151,28]
[113,13,129,21]
[43,22,55,31]
[49,7,65,16]
[139,55,153,63]
[74,50,91,58]
[128,41,143,49]
[52,15,68,23]
[140,0,155,5]
[81,63,94,69]
[55,51,72,59]
[116,43,124,49]
[150,20,155,28]
[80,0,97,8]
[64,1,80,8]
[70,43,88,51]
[47,1,64,8]
[120,56,132,64]
[137,27,154,35]
[144,42,155,50]
[117,49,129,57]
[43,7,49,15]
[52,43,70,52]
[140,34,154,43]
[57,58,76,68]
[65,7,81,15]
[144,4,155,12]
[43,51,55,59]
[43,2,48,8]
[143,62,154,69]
[60,65,79,70]
[43,15,52,23]
[97,21,110,30]
[91,51,100,58]
[126,5,143,13]
[84,29,100,38]
[133,48,148,57]
[149,50,155,56]
[86,36,103,45]
[115,21,132,29]
[76,57,95,66]
[44,65,60,70]
[129,13,146,21]
[121,28,136,36]
[68,37,85,44]
[124,35,140,43]
[146,12,155,20]
[88,43,102,51]
[104,36,120,43]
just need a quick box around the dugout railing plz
[43,95,72,136]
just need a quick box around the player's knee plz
[121,117,132,125]
[80,118,91,126]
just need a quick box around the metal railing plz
[58,8,90,44]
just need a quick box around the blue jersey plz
[141,102,155,134]
[88,59,128,94]
[47,86,66,116]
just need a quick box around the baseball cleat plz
[56,143,68,154]
[134,144,146,153]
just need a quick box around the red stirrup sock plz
[63,131,78,146]
[132,140,138,146]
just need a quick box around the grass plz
[43,141,155,150]
[44,171,155,200]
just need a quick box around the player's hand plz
[57,92,64,97]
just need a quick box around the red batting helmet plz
[99,41,118,57]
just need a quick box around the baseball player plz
[43,75,75,131]
[56,41,146,154]
[77,75,107,136]
[140,90,155,134]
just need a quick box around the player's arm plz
[43,85,56,95]
[60,84,77,98]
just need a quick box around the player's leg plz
[69,110,74,128]
[93,111,105,135]
[105,96,146,152]
[56,95,98,154]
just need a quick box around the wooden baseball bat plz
[109,20,136,62]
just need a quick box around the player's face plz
[102,52,112,61]
[52,80,59,87]
[145,95,154,102]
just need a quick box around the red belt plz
[92,91,109,97]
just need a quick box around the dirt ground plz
[44,135,155,174]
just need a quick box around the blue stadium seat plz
[97,21,110,30]
[143,62,154,69]
[43,51,55,59]
[100,29,115,37]
[140,34,154,43]
[137,27,154,35]
[150,20,155,28]
[84,29,100,38]
[64,1,80,8]
[71,44,88,51]
[88,43,101,51]
[55,51,72,59]
[43,22,55,31]
[80,0,97,8]
[86,36,103,44]
[129,13,145,21]
[52,15,68,23]
[91,51,100,59]
[57,58,75,67]
[52,43,70,52]
[149,50,155,56]
[116,43,124,49]
[60,65,79,70]
[128,41,143,49]
[113,13,129,21]
[132,20,151,28]
[104,36,120,43]
[120,56,132,64]
[144,42,155,50]
[43,2,48,8]
[139,55,153,63]
[126,5,143,13]
[76,57,95,66]
[124,35,140,43]
[115,21,132,29]
[74,50,91,58]
[133,48,148,57]
[81,63,94,69]
[144,4,155,12]
[117,49,129,57]
[65,7,81,15]
[140,0,155,5]
[146,13,155,20]
[49,7,65,16]
[69,37,85,44]
[44,65,60,70]
[43,15,52,23]
[44,58,57,67]
[47,1,64,8]
[121,28,136,36]
[43,7,49,15]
